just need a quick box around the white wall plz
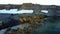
[0,9,33,14]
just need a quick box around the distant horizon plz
[0,0,60,6]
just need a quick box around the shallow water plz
[31,17,60,34]
[0,17,60,34]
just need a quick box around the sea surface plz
[0,14,60,34]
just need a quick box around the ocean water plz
[0,17,60,34]
[31,17,60,34]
